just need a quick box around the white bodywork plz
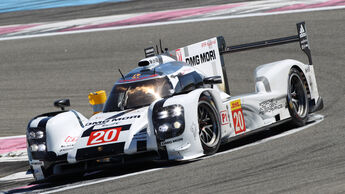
[27,36,322,181]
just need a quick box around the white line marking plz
[0,135,25,140]
[208,114,324,158]
[0,135,27,162]
[0,5,344,41]
[0,151,28,162]
[36,114,323,193]
[0,171,32,182]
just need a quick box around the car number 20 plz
[230,99,246,134]
[87,128,122,146]
[233,111,245,134]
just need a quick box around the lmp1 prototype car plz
[27,22,323,181]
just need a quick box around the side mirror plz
[203,76,222,85]
[54,99,70,110]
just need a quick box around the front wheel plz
[198,96,221,155]
[287,68,309,127]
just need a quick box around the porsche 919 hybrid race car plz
[27,22,323,181]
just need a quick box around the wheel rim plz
[290,73,307,118]
[198,102,219,147]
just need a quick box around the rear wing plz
[221,22,312,65]
[163,22,312,94]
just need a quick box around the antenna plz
[159,39,164,54]
[118,69,125,79]
[156,45,159,54]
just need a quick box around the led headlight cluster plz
[27,127,46,152]
[153,105,185,140]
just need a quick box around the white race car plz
[26,22,323,181]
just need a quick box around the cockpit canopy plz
[103,61,205,112]
[103,77,173,112]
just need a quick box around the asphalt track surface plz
[0,7,345,194]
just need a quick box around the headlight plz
[28,130,44,139]
[29,131,36,139]
[27,121,48,160]
[36,131,44,139]
[30,144,38,152]
[157,110,169,119]
[173,121,182,129]
[158,124,169,132]
[153,104,185,140]
[30,143,46,152]
[172,106,183,117]
[27,125,47,154]
[38,144,46,152]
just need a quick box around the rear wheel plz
[287,68,309,127]
[198,96,221,155]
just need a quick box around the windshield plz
[103,77,173,112]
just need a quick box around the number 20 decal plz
[230,99,246,134]
[87,127,122,146]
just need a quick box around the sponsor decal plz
[59,143,74,152]
[259,99,283,115]
[85,115,141,127]
[82,124,130,137]
[300,39,309,50]
[191,122,198,140]
[149,57,159,64]
[148,57,159,64]
[118,74,158,83]
[144,47,155,57]
[220,110,229,125]
[161,137,183,146]
[201,39,216,49]
[30,160,44,165]
[87,127,122,146]
[185,50,216,66]
[298,23,309,50]
[308,75,313,91]
[132,73,141,79]
[178,67,194,75]
[230,99,246,134]
[64,136,78,142]
[176,49,183,61]
[299,25,306,38]
[60,138,77,152]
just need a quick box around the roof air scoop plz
[138,56,160,68]
[138,61,150,67]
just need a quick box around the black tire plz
[287,68,309,127]
[198,96,221,155]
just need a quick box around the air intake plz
[138,61,150,67]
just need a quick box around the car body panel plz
[26,22,323,181]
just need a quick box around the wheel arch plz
[197,93,222,155]
[255,59,309,95]
[291,65,311,101]
[153,88,227,159]
[27,110,87,161]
